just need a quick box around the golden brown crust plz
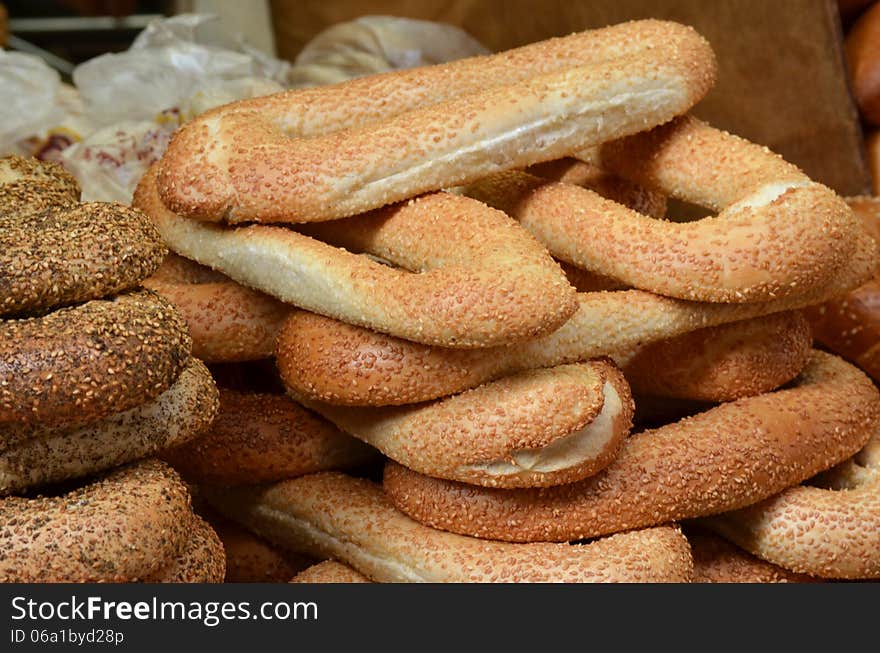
[1,358,219,495]
[275,310,493,406]
[622,311,813,401]
[291,561,371,584]
[157,20,715,223]
[162,389,375,485]
[149,514,226,583]
[846,1,880,125]
[0,289,192,427]
[289,361,633,488]
[144,255,291,363]
[383,351,880,542]
[0,459,192,582]
[275,238,875,408]
[205,472,694,583]
[0,156,166,317]
[137,165,577,348]
[466,117,863,303]
[701,430,880,579]
[686,528,820,583]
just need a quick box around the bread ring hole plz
[663,197,712,223]
[631,395,716,430]
[206,359,286,394]
[291,221,419,273]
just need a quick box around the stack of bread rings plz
[0,155,225,583]
[131,19,880,583]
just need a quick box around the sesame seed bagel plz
[0,358,218,495]
[383,351,880,542]
[157,19,715,224]
[275,239,874,407]
[203,472,694,583]
[288,360,633,489]
[148,515,226,583]
[291,561,371,584]
[686,528,820,583]
[162,389,376,486]
[0,459,192,582]
[0,158,167,317]
[0,289,191,427]
[621,311,813,402]
[701,425,880,579]
[464,117,863,303]
[0,155,79,218]
[144,254,291,363]
[137,165,577,348]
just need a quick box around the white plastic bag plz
[59,120,175,203]
[288,15,490,87]
[73,13,290,126]
[60,13,286,202]
[60,75,284,204]
[0,50,93,159]
[36,12,488,203]
[0,49,61,153]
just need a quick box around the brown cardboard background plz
[270,0,870,196]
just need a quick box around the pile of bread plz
[0,156,223,582]
[3,17,879,583]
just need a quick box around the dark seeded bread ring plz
[0,202,168,317]
[0,155,79,218]
[0,358,219,495]
[1,155,166,316]
[148,514,226,583]
[0,289,192,427]
[0,459,192,582]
